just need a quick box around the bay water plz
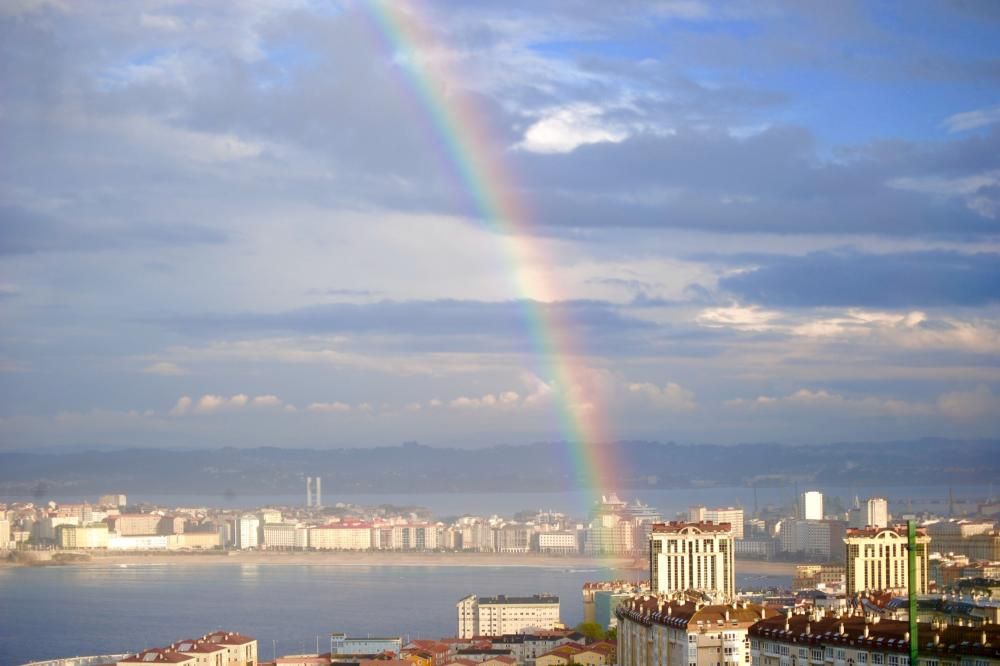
[0,564,788,664]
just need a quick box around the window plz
[872,655,884,665]
[857,654,867,664]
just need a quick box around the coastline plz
[2,550,798,575]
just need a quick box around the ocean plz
[0,564,789,664]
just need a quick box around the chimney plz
[982,630,988,646]
[904,632,910,642]
[839,623,845,635]
[726,609,731,622]
[863,625,869,638]
[667,605,673,616]
[805,622,811,635]
[933,633,940,646]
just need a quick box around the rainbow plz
[361,1,618,512]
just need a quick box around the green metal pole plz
[908,520,919,666]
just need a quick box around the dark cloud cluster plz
[719,250,1000,307]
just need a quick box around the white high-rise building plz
[865,497,889,529]
[849,496,890,529]
[235,515,260,550]
[800,491,824,520]
[649,521,735,600]
[689,506,745,539]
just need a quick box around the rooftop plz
[651,521,733,534]
[616,596,776,628]
[478,594,559,605]
[749,614,1000,658]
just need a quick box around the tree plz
[574,622,607,642]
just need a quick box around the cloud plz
[166,298,654,343]
[0,205,229,256]
[725,388,934,417]
[696,305,782,332]
[250,395,283,409]
[719,250,1000,308]
[142,362,188,376]
[447,390,522,409]
[195,394,248,413]
[945,104,1000,133]
[627,382,697,411]
[305,401,352,413]
[727,386,1000,422]
[171,393,261,415]
[170,396,193,416]
[936,385,1000,420]
[888,171,1000,220]
[516,104,629,154]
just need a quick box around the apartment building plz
[844,526,930,596]
[57,523,110,549]
[235,515,260,550]
[262,523,309,549]
[849,498,889,530]
[108,513,161,536]
[538,532,579,555]
[55,503,95,522]
[99,494,128,507]
[35,516,79,541]
[780,519,848,562]
[617,596,777,666]
[373,523,438,550]
[117,631,257,666]
[309,523,373,550]
[585,517,637,556]
[490,633,584,666]
[926,520,1000,561]
[750,610,1000,666]
[649,522,736,600]
[792,564,846,591]
[494,524,534,553]
[330,633,402,656]
[457,594,561,638]
[690,507,745,540]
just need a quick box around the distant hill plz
[0,438,996,498]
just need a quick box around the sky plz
[1,0,999,450]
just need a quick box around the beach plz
[2,549,799,575]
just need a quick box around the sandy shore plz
[3,550,799,575]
